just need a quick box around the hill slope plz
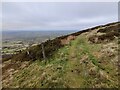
[2,22,120,88]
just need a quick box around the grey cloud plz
[2,2,118,30]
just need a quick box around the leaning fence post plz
[82,61,88,79]
[41,43,46,60]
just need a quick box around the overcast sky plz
[2,2,118,31]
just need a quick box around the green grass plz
[7,35,118,88]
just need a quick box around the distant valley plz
[2,30,76,56]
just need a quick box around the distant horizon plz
[2,21,118,32]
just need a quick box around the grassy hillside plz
[2,22,119,88]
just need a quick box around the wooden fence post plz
[83,61,88,78]
[41,43,46,60]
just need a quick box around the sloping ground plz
[2,22,119,88]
